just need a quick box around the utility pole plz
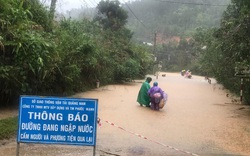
[153,32,157,54]
[153,32,158,79]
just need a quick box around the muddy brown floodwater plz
[0,72,250,156]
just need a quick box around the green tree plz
[215,0,250,102]
[0,0,57,106]
[0,0,154,107]
[93,0,153,81]
[94,0,128,31]
[191,0,250,104]
[23,0,51,31]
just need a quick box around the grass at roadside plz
[0,116,18,140]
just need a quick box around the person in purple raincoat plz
[148,82,164,110]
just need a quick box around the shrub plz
[0,116,18,140]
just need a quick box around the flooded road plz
[1,72,250,156]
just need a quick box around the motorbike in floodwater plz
[184,71,192,79]
[187,74,192,79]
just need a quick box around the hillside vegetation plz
[125,0,250,104]
[0,0,153,107]
[126,0,230,42]
[1,0,250,105]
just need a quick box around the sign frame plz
[16,95,98,155]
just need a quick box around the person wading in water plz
[148,82,164,110]
[137,77,152,107]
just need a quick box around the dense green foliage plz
[191,0,250,103]
[0,117,18,140]
[0,0,57,105]
[0,0,153,107]
[156,38,195,71]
